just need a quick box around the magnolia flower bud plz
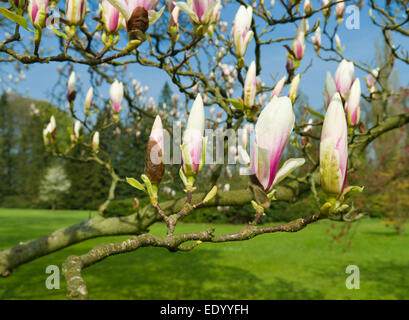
[292,31,305,60]
[66,0,87,26]
[335,2,345,22]
[304,0,312,15]
[322,0,330,19]
[110,80,124,114]
[288,74,300,103]
[243,61,257,108]
[323,72,337,109]
[345,78,361,126]
[43,115,56,146]
[182,94,206,176]
[252,96,304,192]
[133,197,140,210]
[92,131,100,152]
[365,68,379,93]
[85,87,93,116]
[312,27,321,52]
[232,5,253,58]
[320,93,348,197]
[67,71,77,103]
[270,76,286,99]
[29,0,49,30]
[71,120,81,143]
[145,116,165,183]
[101,0,121,33]
[334,59,355,98]
[335,34,342,52]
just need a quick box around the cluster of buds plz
[323,60,361,126]
[219,64,237,87]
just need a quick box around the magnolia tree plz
[39,164,71,210]
[0,0,408,299]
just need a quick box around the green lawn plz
[0,208,408,300]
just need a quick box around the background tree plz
[39,164,71,210]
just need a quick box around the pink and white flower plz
[66,0,87,26]
[334,59,355,98]
[232,5,253,58]
[292,31,305,60]
[181,94,206,176]
[28,0,49,29]
[101,0,121,33]
[176,0,220,25]
[251,96,305,193]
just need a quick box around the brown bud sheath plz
[144,139,165,183]
[127,7,149,41]
[67,90,77,103]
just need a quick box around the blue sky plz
[2,1,409,113]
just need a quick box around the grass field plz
[0,208,408,300]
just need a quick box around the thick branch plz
[0,180,313,276]
[63,214,321,300]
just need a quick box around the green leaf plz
[226,99,244,111]
[203,186,217,204]
[126,177,145,192]
[50,26,67,39]
[305,106,324,120]
[0,7,32,32]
